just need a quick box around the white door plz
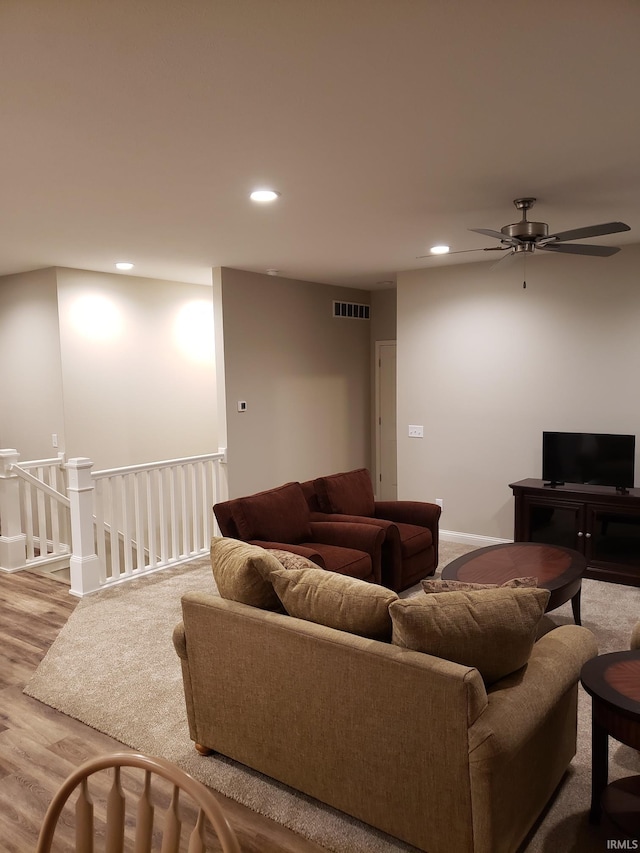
[376,341,397,500]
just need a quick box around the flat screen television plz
[542,431,636,491]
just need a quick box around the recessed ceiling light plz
[250,189,280,203]
[430,245,450,255]
[266,269,279,276]
[115,261,134,270]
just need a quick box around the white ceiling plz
[2,0,639,290]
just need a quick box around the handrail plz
[19,456,65,469]
[92,451,225,480]
[10,464,71,508]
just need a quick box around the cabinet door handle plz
[585,532,592,539]
[577,531,584,537]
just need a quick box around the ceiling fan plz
[418,198,630,267]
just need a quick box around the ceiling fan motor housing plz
[502,198,547,243]
[501,220,548,241]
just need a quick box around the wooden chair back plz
[36,751,241,853]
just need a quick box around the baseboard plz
[440,530,513,547]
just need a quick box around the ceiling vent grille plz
[333,301,370,320]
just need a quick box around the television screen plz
[542,432,635,489]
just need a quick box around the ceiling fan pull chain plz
[523,252,527,289]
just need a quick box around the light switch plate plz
[408,425,424,438]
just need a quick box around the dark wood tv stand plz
[510,479,640,586]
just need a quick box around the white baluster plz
[180,464,189,557]
[158,468,168,563]
[36,466,48,555]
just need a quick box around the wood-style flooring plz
[0,569,327,852]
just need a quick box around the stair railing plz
[67,450,227,597]
[0,450,71,572]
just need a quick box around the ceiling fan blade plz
[541,243,621,257]
[415,246,506,259]
[547,222,630,242]
[469,228,519,246]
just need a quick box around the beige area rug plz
[25,541,640,853]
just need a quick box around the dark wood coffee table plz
[581,650,640,832]
[441,542,585,624]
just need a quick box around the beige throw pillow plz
[270,567,398,640]
[389,586,550,685]
[421,577,538,594]
[210,537,283,610]
[266,549,322,572]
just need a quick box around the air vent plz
[333,301,370,320]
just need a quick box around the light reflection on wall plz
[173,300,215,364]
[69,294,124,341]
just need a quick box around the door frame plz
[374,339,397,500]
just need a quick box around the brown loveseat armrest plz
[375,501,441,566]
[310,521,385,583]
[249,540,326,568]
[310,512,396,534]
[374,500,441,529]
[309,520,385,555]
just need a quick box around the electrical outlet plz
[435,498,443,509]
[408,425,424,438]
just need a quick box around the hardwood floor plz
[0,569,328,852]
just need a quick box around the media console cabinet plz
[510,479,640,586]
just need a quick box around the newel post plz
[67,457,102,597]
[0,449,27,572]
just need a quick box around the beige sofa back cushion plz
[389,586,550,685]
[210,537,283,610]
[421,576,537,593]
[270,567,398,640]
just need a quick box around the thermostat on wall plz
[237,401,247,412]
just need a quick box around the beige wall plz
[397,244,640,540]
[0,268,66,459]
[54,268,217,469]
[218,268,371,497]
[370,288,397,343]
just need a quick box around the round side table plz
[581,650,640,835]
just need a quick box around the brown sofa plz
[301,467,441,591]
[174,541,599,853]
[213,481,384,582]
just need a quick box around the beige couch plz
[173,540,598,853]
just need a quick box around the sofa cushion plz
[314,468,376,517]
[389,587,550,685]
[210,537,282,610]
[270,566,398,640]
[266,549,323,572]
[421,577,538,594]
[234,482,312,544]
